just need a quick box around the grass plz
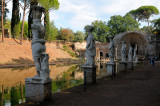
[63,45,76,57]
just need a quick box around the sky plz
[6,0,160,32]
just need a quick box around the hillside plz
[0,38,75,64]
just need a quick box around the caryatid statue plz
[84,26,96,66]
[121,41,126,62]
[31,6,50,78]
[133,44,138,62]
[108,36,115,63]
[128,44,133,61]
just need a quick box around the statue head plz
[121,41,125,44]
[84,26,94,33]
[30,6,45,20]
[109,36,114,41]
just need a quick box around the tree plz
[11,0,20,38]
[84,20,110,43]
[128,9,141,22]
[74,31,85,43]
[38,0,59,41]
[48,21,58,41]
[0,0,9,42]
[20,21,28,39]
[152,18,160,37]
[0,1,9,24]
[123,14,139,31]
[58,28,74,42]
[19,0,30,44]
[107,15,139,35]
[128,6,159,26]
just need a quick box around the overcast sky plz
[7,0,160,32]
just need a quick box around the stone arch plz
[113,31,150,59]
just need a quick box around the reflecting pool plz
[0,62,118,106]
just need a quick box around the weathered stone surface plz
[82,65,97,84]
[128,44,133,61]
[127,62,133,70]
[113,31,157,59]
[119,62,127,72]
[84,26,96,66]
[106,63,116,76]
[25,6,52,103]
[108,36,115,63]
[25,77,52,103]
[121,41,126,62]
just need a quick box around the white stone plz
[128,44,133,62]
[133,44,138,63]
[121,41,126,62]
[84,27,96,66]
[108,36,115,63]
[25,6,52,103]
[106,63,115,76]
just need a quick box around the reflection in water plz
[52,65,83,93]
[0,62,119,105]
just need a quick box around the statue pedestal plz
[106,62,116,76]
[25,77,52,103]
[82,65,97,84]
[127,61,133,70]
[119,61,127,72]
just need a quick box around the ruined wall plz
[113,31,157,59]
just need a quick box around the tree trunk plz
[20,0,26,45]
[44,11,50,41]
[1,0,4,42]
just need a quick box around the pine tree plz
[11,0,20,38]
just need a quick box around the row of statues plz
[121,41,138,62]
[108,37,138,63]
[84,26,138,66]
[31,6,138,76]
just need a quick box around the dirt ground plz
[0,38,74,64]
[22,61,160,106]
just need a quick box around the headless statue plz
[31,6,50,79]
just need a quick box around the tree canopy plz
[84,20,110,43]
[107,14,139,35]
[128,5,159,26]
[38,0,59,11]
[74,31,85,43]
[152,18,160,37]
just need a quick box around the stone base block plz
[106,63,116,76]
[82,65,97,84]
[119,62,127,72]
[25,77,52,103]
[133,61,138,67]
[127,62,133,70]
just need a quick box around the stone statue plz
[133,44,138,62]
[31,6,50,79]
[128,44,133,61]
[84,26,96,66]
[121,41,126,61]
[108,36,115,63]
